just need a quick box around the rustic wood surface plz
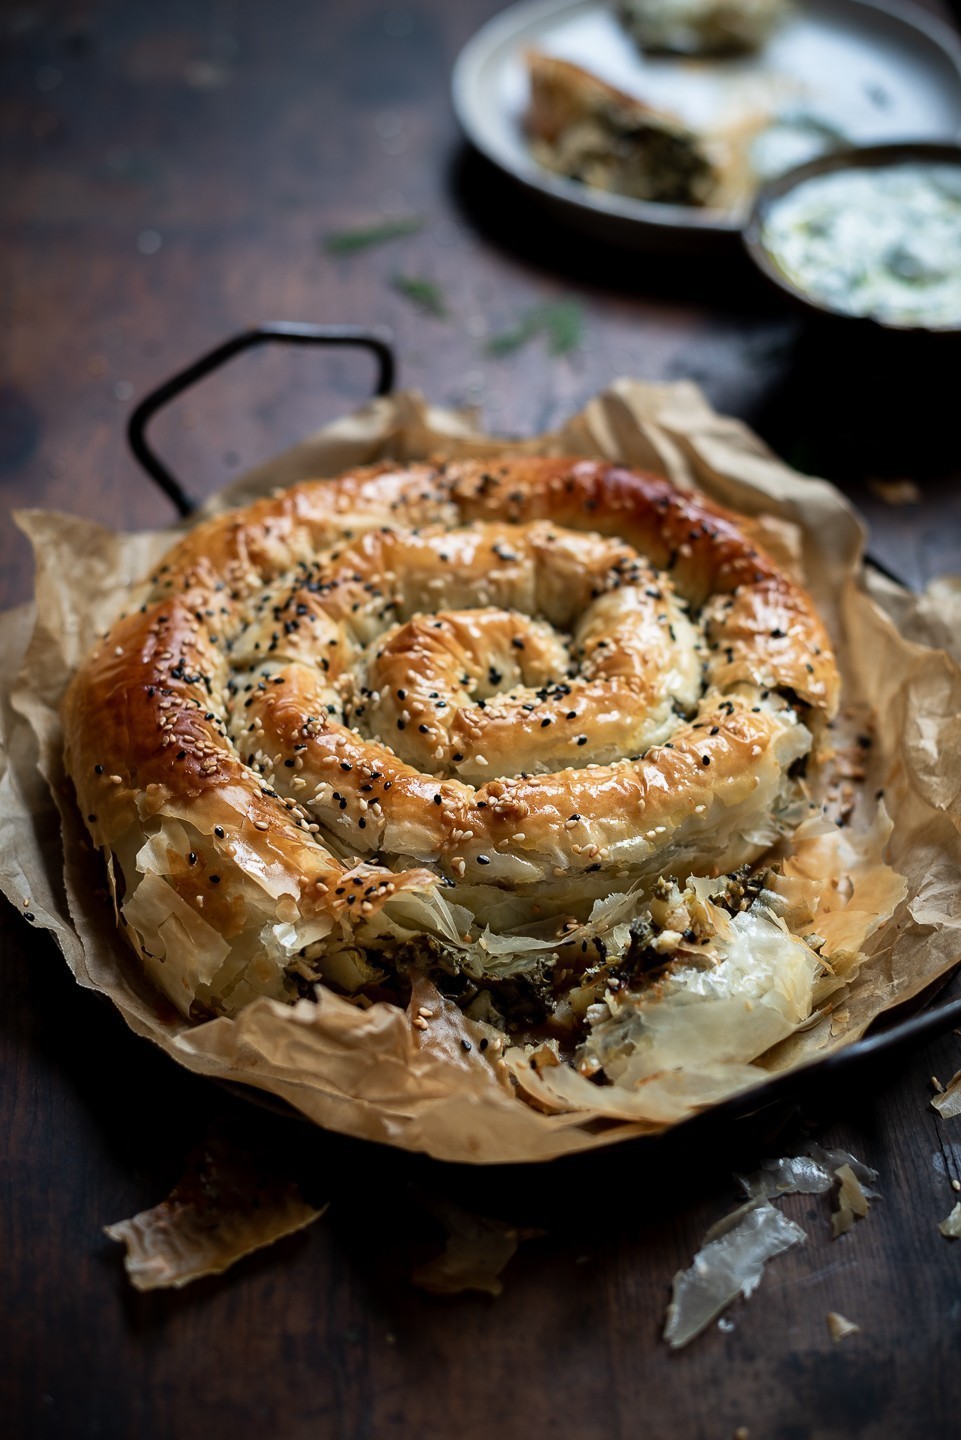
[3,3,961,1437]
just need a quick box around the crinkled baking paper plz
[3,381,961,1163]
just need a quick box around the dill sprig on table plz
[391,274,448,318]
[486,301,584,357]
[322,216,424,254]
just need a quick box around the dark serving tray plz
[125,321,961,1147]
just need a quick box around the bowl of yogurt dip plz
[743,143,961,334]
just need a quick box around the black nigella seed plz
[210,875,221,884]
[94,764,103,774]
[477,855,490,865]
[702,755,711,766]
[214,826,225,838]
[188,852,197,865]
[541,718,552,728]
[576,736,587,746]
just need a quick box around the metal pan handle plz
[127,323,396,516]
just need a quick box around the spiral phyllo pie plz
[64,457,839,1078]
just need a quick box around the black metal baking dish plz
[124,321,961,1147]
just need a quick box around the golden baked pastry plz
[64,457,839,1082]
[619,0,790,56]
[525,51,723,207]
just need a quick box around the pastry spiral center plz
[215,511,809,898]
[225,519,705,791]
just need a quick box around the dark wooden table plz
[3,3,961,1437]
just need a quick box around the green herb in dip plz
[761,163,961,329]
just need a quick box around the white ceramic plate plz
[452,0,961,249]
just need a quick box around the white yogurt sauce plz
[760,162,961,328]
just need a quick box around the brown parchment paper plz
[4,380,961,1164]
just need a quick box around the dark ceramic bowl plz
[742,141,961,337]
